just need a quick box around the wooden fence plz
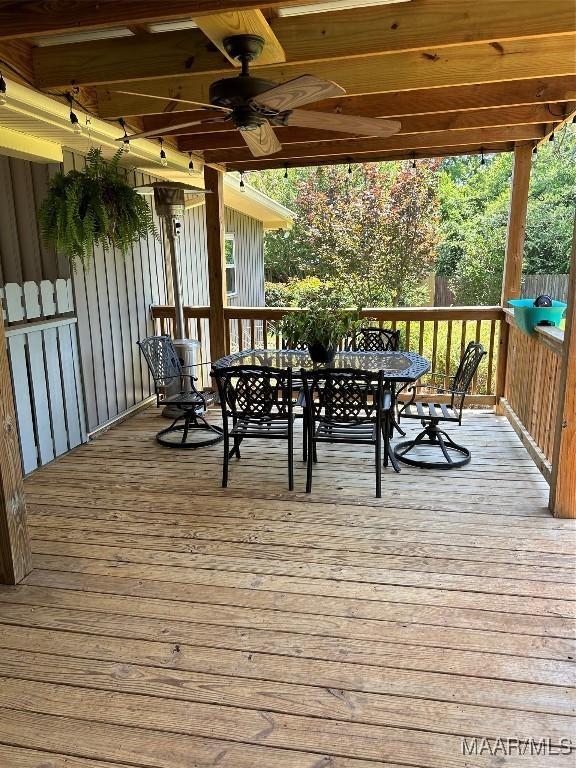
[521,274,569,303]
[1,280,86,474]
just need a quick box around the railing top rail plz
[222,306,504,321]
[151,305,210,319]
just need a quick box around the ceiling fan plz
[115,34,401,157]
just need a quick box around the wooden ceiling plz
[2,0,575,170]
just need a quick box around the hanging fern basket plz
[39,147,157,270]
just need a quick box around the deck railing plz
[150,303,566,481]
[500,310,564,481]
[152,305,502,403]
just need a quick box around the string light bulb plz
[66,93,82,135]
[411,153,416,169]
[118,118,130,153]
[532,144,538,155]
[159,138,168,167]
[347,161,352,175]
[549,131,555,142]
[239,171,245,190]
[480,147,486,166]
[284,164,288,180]
[188,152,194,175]
[0,73,6,106]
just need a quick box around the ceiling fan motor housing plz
[209,75,276,109]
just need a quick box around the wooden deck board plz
[1,407,574,767]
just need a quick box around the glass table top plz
[213,349,430,382]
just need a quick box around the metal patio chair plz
[301,368,398,498]
[346,326,401,352]
[346,325,404,435]
[138,335,223,449]
[394,341,486,469]
[213,364,296,489]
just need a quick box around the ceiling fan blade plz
[118,118,223,142]
[113,90,232,112]
[287,110,401,138]
[241,121,282,157]
[251,75,345,113]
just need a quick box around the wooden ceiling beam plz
[227,142,518,171]
[141,77,576,136]
[174,104,556,151]
[0,1,320,40]
[211,124,544,165]
[32,0,576,89]
[96,35,576,118]
[193,10,285,67]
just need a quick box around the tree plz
[439,125,576,305]
[293,162,439,306]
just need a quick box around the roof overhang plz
[0,77,293,226]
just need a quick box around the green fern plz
[39,147,158,270]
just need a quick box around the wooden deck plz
[0,407,575,767]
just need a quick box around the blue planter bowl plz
[508,299,566,336]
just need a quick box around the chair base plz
[156,410,223,449]
[393,423,470,469]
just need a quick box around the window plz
[225,235,236,296]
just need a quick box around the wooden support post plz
[494,315,509,416]
[0,316,31,584]
[501,142,533,305]
[495,142,532,414]
[204,165,228,363]
[549,216,576,518]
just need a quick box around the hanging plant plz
[39,147,157,269]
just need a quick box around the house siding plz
[1,153,266,441]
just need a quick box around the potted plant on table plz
[280,294,361,364]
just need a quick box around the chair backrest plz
[349,326,400,352]
[451,341,486,395]
[213,365,294,420]
[301,368,384,424]
[138,336,182,386]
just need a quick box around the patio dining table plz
[212,348,431,385]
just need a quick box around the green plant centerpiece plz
[279,292,361,364]
[39,147,157,269]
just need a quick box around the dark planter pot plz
[308,342,336,365]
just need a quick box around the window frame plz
[224,234,237,297]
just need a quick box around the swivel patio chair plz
[346,326,400,352]
[301,368,398,498]
[394,341,486,469]
[138,335,223,449]
[213,365,296,489]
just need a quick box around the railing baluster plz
[472,319,482,393]
[460,319,467,359]
[431,320,438,374]
[405,320,411,352]
[250,319,255,349]
[236,318,242,352]
[486,319,496,394]
[444,320,453,389]
[263,319,268,349]
[418,320,424,356]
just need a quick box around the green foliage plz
[265,276,333,307]
[278,290,360,349]
[440,126,576,305]
[252,125,576,308]
[39,147,157,270]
